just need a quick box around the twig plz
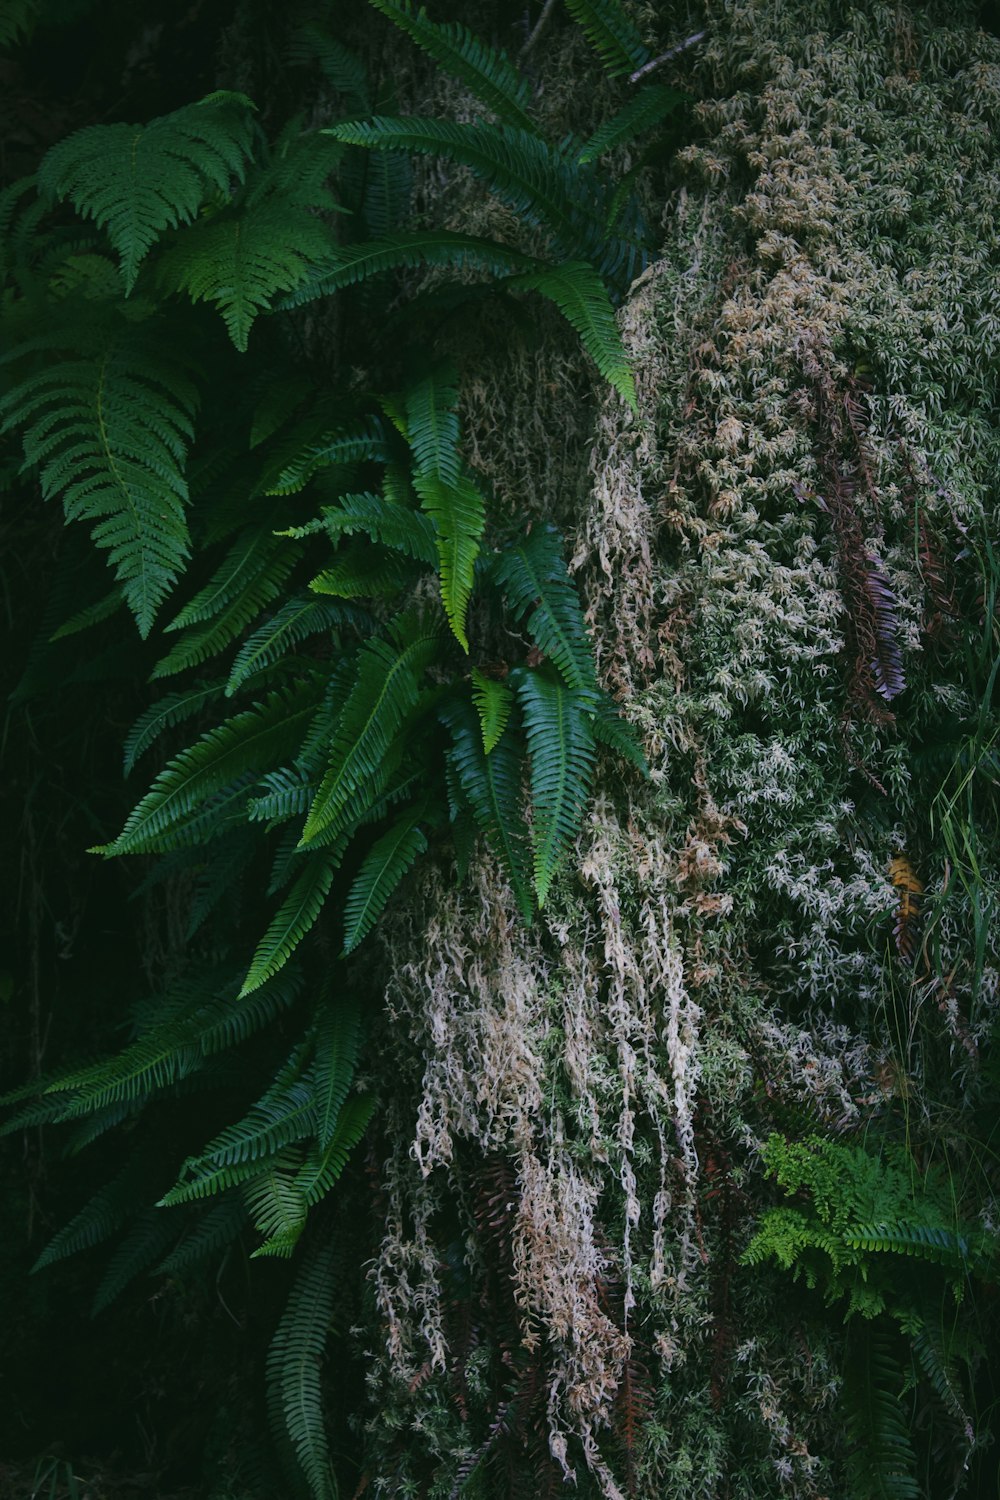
[629,29,706,83]
[520,0,559,58]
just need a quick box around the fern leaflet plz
[512,666,596,905]
[371,1,536,132]
[471,668,513,754]
[504,261,636,407]
[38,92,256,291]
[98,683,318,855]
[564,0,650,78]
[241,852,341,995]
[1,321,199,635]
[493,524,597,690]
[342,800,431,953]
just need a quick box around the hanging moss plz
[359,3,1000,1495]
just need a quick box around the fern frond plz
[843,1324,920,1500]
[288,25,370,112]
[157,1194,248,1276]
[50,586,125,641]
[197,967,303,1053]
[504,261,636,407]
[512,667,596,905]
[162,1051,314,1206]
[39,92,256,291]
[243,1153,309,1258]
[309,543,420,599]
[34,1154,155,1270]
[590,696,648,775]
[313,993,361,1149]
[371,1,536,132]
[313,489,438,564]
[294,1093,375,1205]
[98,683,318,855]
[264,415,389,495]
[847,1221,990,1273]
[91,1208,178,1314]
[414,474,486,649]
[578,84,686,161]
[226,596,348,695]
[276,229,533,307]
[404,365,485,646]
[151,540,296,680]
[240,852,341,995]
[1,323,199,635]
[342,800,431,953]
[493,525,597,690]
[123,681,224,775]
[300,622,439,845]
[328,117,608,266]
[159,195,330,349]
[471,668,513,754]
[267,1237,338,1498]
[442,698,533,921]
[563,0,650,78]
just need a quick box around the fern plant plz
[0,2,681,1492]
[743,1133,997,1497]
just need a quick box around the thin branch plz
[629,29,706,83]
[520,0,560,59]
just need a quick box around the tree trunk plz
[359,3,1000,1495]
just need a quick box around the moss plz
[358,3,1000,1493]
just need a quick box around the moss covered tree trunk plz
[356,4,1000,1495]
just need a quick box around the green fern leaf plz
[578,83,686,162]
[590,696,649,775]
[404,365,485,647]
[152,533,296,680]
[843,1324,920,1500]
[442,697,533,921]
[471,668,513,753]
[413,474,485,650]
[311,489,438,564]
[33,1153,157,1270]
[312,993,361,1149]
[226,596,348,695]
[98,683,318,855]
[342,801,431,954]
[309,543,420,600]
[267,1238,338,1497]
[92,1208,179,1314]
[264,415,389,495]
[288,25,370,112]
[50,586,125,641]
[300,623,439,845]
[240,852,341,995]
[492,524,597,690]
[276,229,533,307]
[511,666,596,905]
[1,323,199,635]
[244,1153,309,1257]
[38,92,256,291]
[157,183,335,351]
[328,117,611,268]
[294,1093,375,1205]
[371,1,536,132]
[504,260,636,407]
[162,1049,314,1206]
[564,0,650,78]
[156,1195,248,1276]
